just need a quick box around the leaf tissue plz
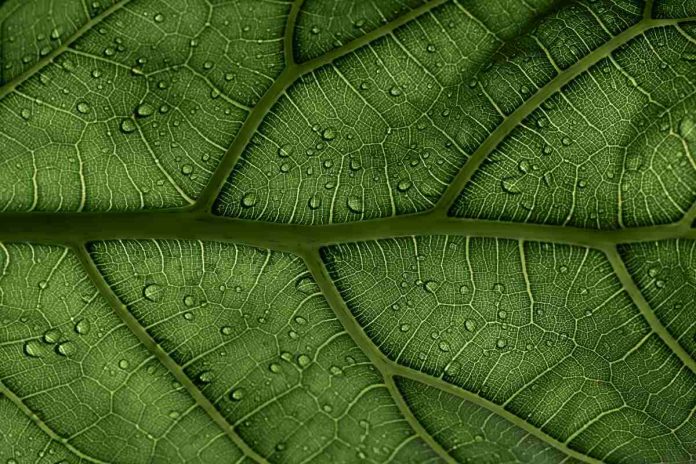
[0,0,694,463]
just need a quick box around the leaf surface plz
[0,0,695,463]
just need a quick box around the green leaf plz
[0,0,695,463]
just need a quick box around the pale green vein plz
[0,0,133,100]
[604,245,696,373]
[0,381,108,464]
[301,246,601,464]
[72,243,268,464]
[284,0,305,67]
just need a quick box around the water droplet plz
[278,144,293,158]
[241,192,257,208]
[23,340,45,358]
[648,267,660,278]
[183,295,195,307]
[136,103,154,117]
[329,365,343,375]
[295,276,318,294]
[561,136,572,146]
[310,26,320,35]
[424,280,438,293]
[120,119,136,133]
[269,362,281,373]
[118,359,129,370]
[183,312,194,320]
[297,354,311,368]
[346,195,363,214]
[154,13,165,23]
[496,338,507,349]
[43,328,61,344]
[517,160,530,174]
[426,44,436,53]
[198,371,214,383]
[321,127,336,140]
[74,319,90,335]
[459,285,469,294]
[76,101,91,114]
[501,177,522,194]
[438,341,450,352]
[229,388,245,401]
[389,86,402,96]
[400,323,410,332]
[678,116,694,139]
[181,164,193,175]
[20,108,31,120]
[464,319,476,332]
[142,284,161,302]
[220,326,233,335]
[498,310,507,319]
[308,194,322,210]
[56,341,76,357]
[397,180,412,192]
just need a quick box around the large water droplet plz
[43,328,61,344]
[464,319,477,332]
[346,195,363,214]
[241,192,257,208]
[56,341,77,357]
[501,177,522,194]
[23,340,45,358]
[136,103,154,117]
[74,319,91,335]
[76,101,91,114]
[143,284,161,301]
[120,119,136,133]
[297,354,311,368]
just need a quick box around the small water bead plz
[76,101,91,114]
[297,354,311,368]
[136,103,154,117]
[307,194,322,210]
[120,119,136,133]
[183,312,194,321]
[23,340,45,358]
[438,341,450,352]
[198,371,214,383]
[389,86,402,96]
[269,363,281,373]
[498,310,507,319]
[561,136,572,146]
[310,26,320,35]
[278,144,293,158]
[183,295,195,307]
[43,328,61,343]
[181,164,193,175]
[154,13,164,23]
[118,359,129,370]
[143,283,161,301]
[74,319,91,335]
[648,267,660,278]
[241,192,257,208]
[329,365,343,376]
[229,388,245,401]
[426,44,436,53]
[400,323,410,332]
[346,195,363,214]
[397,180,412,192]
[56,341,76,357]
[496,338,507,349]
[20,108,31,120]
[464,319,476,332]
[424,280,438,293]
[501,177,522,194]
[220,326,233,336]
[321,127,336,140]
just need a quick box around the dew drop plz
[329,365,343,375]
[183,295,195,307]
[297,354,311,368]
[426,44,436,53]
[20,108,31,120]
[501,177,522,194]
[229,388,245,401]
[23,340,45,358]
[269,362,281,373]
[438,341,450,352]
[424,280,438,293]
[496,338,507,349]
[118,359,129,370]
[220,326,233,335]
[307,194,322,210]
[74,319,91,335]
[561,136,572,146]
[678,116,694,139]
[56,341,76,357]
[154,13,165,23]
[296,276,318,294]
[321,127,336,140]
[43,328,61,344]
[143,283,161,301]
[181,164,193,175]
[120,118,136,133]
[464,319,477,332]
[136,103,154,117]
[397,180,412,192]
[346,195,363,214]
[76,101,91,114]
[198,371,214,383]
[400,323,410,332]
[241,192,257,208]
[389,86,402,96]
[278,144,293,158]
